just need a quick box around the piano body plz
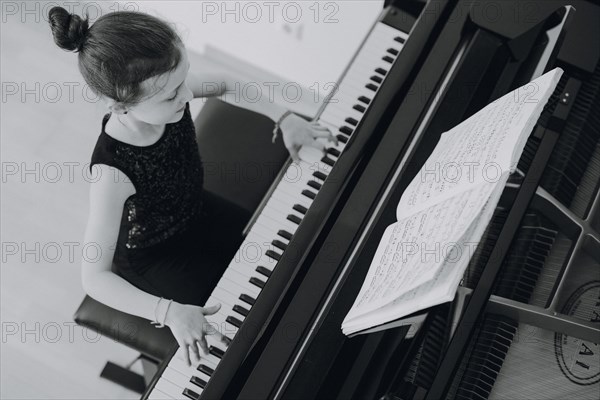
[144,0,600,399]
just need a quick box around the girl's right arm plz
[81,164,160,322]
[81,164,228,366]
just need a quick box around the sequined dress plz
[89,102,247,306]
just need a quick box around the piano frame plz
[143,1,600,399]
[231,1,592,399]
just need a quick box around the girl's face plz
[124,45,194,125]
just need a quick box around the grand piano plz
[143,0,600,398]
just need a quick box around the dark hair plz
[48,6,183,107]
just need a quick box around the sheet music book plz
[341,68,563,336]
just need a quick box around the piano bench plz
[73,294,177,393]
[194,97,291,214]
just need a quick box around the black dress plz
[89,102,249,307]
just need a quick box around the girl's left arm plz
[186,70,338,162]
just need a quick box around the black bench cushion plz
[194,98,290,214]
[73,294,177,361]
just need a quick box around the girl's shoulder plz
[89,113,137,187]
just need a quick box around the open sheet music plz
[342,68,563,336]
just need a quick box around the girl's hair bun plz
[48,6,89,52]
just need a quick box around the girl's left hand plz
[279,113,338,162]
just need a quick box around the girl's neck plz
[106,113,166,147]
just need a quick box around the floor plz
[0,3,186,399]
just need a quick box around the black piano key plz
[190,376,207,389]
[302,189,317,199]
[336,134,348,144]
[183,388,201,400]
[287,214,302,225]
[239,293,256,306]
[358,96,371,105]
[353,104,366,113]
[365,83,378,92]
[321,156,335,167]
[226,315,243,328]
[249,276,266,289]
[339,126,353,136]
[233,304,250,317]
[293,204,308,214]
[313,171,328,181]
[345,117,358,126]
[375,67,387,76]
[197,364,214,377]
[394,36,406,44]
[266,249,282,260]
[382,55,394,63]
[387,48,399,56]
[308,180,322,190]
[272,239,287,250]
[256,265,272,278]
[209,345,225,359]
[326,147,341,157]
[278,230,293,241]
[221,335,232,346]
[370,75,383,84]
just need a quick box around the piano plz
[144,0,600,399]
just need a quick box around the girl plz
[48,6,335,367]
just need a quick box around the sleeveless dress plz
[89,102,248,306]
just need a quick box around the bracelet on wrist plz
[151,297,163,327]
[151,297,173,329]
[272,110,293,143]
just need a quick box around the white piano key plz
[271,186,312,208]
[221,271,262,297]
[246,227,287,249]
[260,195,301,217]
[171,350,218,374]
[298,146,329,166]
[279,166,316,188]
[323,99,371,116]
[215,277,257,306]
[321,102,366,121]
[230,248,275,268]
[331,81,377,99]
[228,260,268,281]
[275,180,313,200]
[162,368,195,391]
[154,378,186,399]
[281,163,314,185]
[249,223,290,244]
[149,387,175,400]
[236,233,271,253]
[260,208,303,232]
[205,311,237,341]
[325,88,369,111]
[318,112,361,128]
[252,214,296,236]
[211,287,242,309]
[218,303,247,326]
[257,212,299,234]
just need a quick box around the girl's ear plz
[104,98,129,115]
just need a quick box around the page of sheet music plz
[343,181,506,333]
[396,68,563,220]
[342,68,563,335]
[344,180,500,323]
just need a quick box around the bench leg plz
[100,354,159,394]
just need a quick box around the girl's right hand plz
[164,301,230,366]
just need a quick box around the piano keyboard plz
[146,22,410,400]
